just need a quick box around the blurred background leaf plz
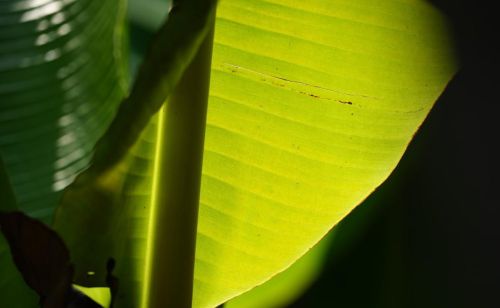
[1,156,17,211]
[0,0,129,223]
[0,0,128,306]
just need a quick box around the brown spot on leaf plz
[338,100,353,105]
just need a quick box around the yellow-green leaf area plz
[225,231,333,308]
[192,0,456,307]
[73,285,112,308]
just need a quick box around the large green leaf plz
[192,1,455,306]
[103,0,457,307]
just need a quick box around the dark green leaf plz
[0,211,72,307]
[1,156,17,211]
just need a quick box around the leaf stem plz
[142,14,215,308]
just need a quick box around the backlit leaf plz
[110,1,457,307]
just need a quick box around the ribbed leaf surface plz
[199,1,455,306]
[0,0,128,306]
[0,0,128,222]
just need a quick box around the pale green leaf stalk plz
[142,15,216,308]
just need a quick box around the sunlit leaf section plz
[193,0,456,306]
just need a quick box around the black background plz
[291,1,499,307]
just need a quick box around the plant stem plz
[143,14,215,308]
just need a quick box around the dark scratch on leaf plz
[338,100,352,105]
[221,63,378,103]
[396,107,424,114]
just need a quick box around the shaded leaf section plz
[0,211,73,307]
[52,0,218,297]
[0,211,112,307]
[89,0,218,176]
[1,156,17,211]
[1,0,128,306]
[1,157,39,307]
